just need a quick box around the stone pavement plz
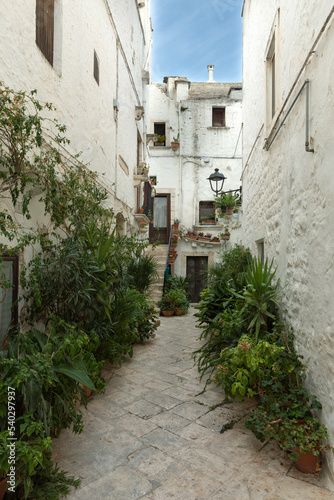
[52,308,334,500]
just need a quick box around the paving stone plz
[171,401,210,420]
[143,391,181,410]
[148,409,191,431]
[149,470,223,499]
[174,422,216,442]
[66,467,153,500]
[142,428,192,455]
[53,308,334,499]
[125,399,164,419]
[111,413,158,438]
[211,471,334,500]
[196,405,250,433]
[128,446,183,483]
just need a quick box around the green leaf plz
[54,363,95,391]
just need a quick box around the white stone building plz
[0,0,153,233]
[0,0,152,345]
[148,68,242,301]
[242,1,334,485]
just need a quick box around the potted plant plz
[185,230,198,240]
[139,222,148,233]
[215,192,240,216]
[171,133,179,150]
[155,135,166,146]
[158,292,174,316]
[211,235,220,242]
[173,218,181,229]
[200,215,215,225]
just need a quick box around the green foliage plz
[0,85,160,497]
[214,192,240,209]
[0,424,80,499]
[193,245,252,386]
[232,257,281,342]
[164,275,191,295]
[213,335,286,401]
[127,254,159,293]
[158,288,189,313]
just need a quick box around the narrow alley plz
[52,310,334,500]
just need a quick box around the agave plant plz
[232,257,281,342]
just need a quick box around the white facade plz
[0,0,152,233]
[242,1,334,486]
[148,72,243,288]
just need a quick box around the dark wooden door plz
[149,194,171,244]
[186,256,208,302]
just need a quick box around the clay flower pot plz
[293,448,321,473]
[161,310,174,317]
[226,207,233,215]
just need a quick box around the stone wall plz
[242,0,334,487]
[0,0,152,228]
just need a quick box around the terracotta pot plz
[222,234,230,240]
[293,448,321,473]
[0,477,7,500]
[171,142,179,149]
[185,234,198,240]
[168,259,175,264]
[137,208,144,213]
[161,310,174,317]
[173,223,180,229]
[197,237,210,241]
[175,308,183,316]
[226,207,233,215]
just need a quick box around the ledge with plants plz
[194,247,333,473]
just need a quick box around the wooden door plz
[149,194,171,244]
[186,256,208,303]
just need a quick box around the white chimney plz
[207,65,215,83]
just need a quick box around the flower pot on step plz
[293,448,321,473]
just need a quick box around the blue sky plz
[151,0,244,83]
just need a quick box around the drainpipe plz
[305,80,314,153]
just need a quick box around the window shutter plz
[212,107,225,127]
[36,0,54,66]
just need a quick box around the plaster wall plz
[149,79,243,273]
[242,1,334,486]
[0,0,152,225]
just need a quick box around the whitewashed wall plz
[242,0,334,487]
[149,78,243,276]
[0,0,152,230]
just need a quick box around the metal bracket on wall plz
[264,79,314,153]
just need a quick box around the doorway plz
[186,256,208,303]
[149,194,171,244]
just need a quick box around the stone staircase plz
[145,244,169,304]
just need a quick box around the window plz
[199,201,215,223]
[154,123,166,146]
[36,0,54,66]
[212,107,225,127]
[94,50,100,85]
[265,9,280,127]
[0,255,19,347]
